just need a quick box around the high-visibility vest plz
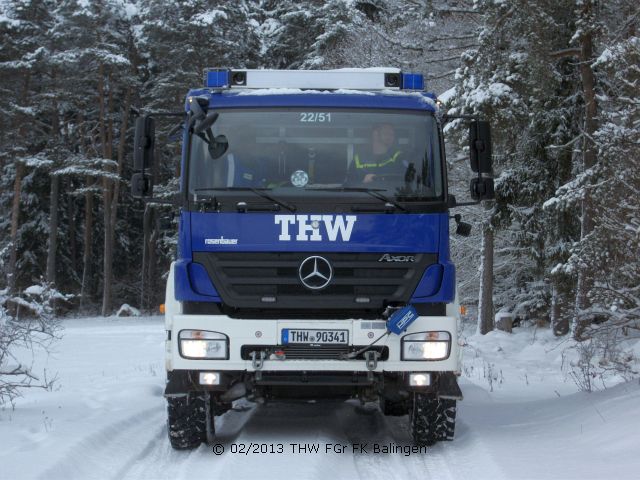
[353,150,402,169]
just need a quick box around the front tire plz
[410,394,456,446]
[167,393,209,450]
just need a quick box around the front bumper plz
[166,314,461,373]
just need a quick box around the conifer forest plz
[0,3,639,474]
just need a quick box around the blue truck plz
[131,68,494,449]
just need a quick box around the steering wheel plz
[364,173,405,185]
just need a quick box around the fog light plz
[409,373,431,387]
[199,372,221,385]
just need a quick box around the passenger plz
[348,124,407,184]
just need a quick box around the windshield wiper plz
[305,187,408,213]
[193,187,296,212]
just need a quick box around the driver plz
[347,123,407,184]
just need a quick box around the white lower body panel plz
[166,314,461,373]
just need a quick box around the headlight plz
[179,330,228,359]
[402,331,451,361]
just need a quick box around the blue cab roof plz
[185,89,438,113]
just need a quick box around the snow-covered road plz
[1,317,638,480]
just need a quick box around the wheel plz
[439,398,457,441]
[166,393,209,450]
[410,394,456,446]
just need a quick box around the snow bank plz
[1,318,638,480]
[117,303,141,317]
[24,285,45,295]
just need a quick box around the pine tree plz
[450,0,583,332]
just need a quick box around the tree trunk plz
[68,182,77,276]
[79,109,93,309]
[101,193,113,316]
[102,88,131,315]
[7,161,24,292]
[101,84,132,316]
[46,174,60,285]
[141,203,152,310]
[8,72,31,292]
[551,284,569,335]
[478,218,495,335]
[80,182,94,308]
[148,217,158,308]
[99,67,117,316]
[573,0,598,340]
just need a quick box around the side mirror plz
[194,112,219,135]
[208,134,229,159]
[469,121,492,174]
[132,116,155,198]
[133,116,155,171]
[470,177,495,201]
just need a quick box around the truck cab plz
[132,68,494,449]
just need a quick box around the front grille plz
[193,252,436,313]
[241,345,389,361]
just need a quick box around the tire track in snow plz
[117,401,260,480]
[429,383,508,480]
[125,400,466,480]
[38,404,165,480]
[209,401,352,480]
[39,392,501,480]
[380,413,456,480]
[339,404,440,480]
[111,423,167,480]
[173,403,260,480]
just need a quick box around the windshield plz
[188,108,443,200]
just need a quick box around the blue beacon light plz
[401,73,425,90]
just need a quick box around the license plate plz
[282,329,348,345]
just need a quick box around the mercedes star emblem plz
[298,256,333,290]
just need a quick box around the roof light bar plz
[203,68,425,91]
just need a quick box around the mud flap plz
[165,370,194,397]
[438,372,463,401]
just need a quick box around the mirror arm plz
[452,200,481,207]
[441,114,482,125]
[196,131,210,145]
[143,197,181,206]
[144,112,185,118]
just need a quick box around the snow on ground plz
[1,316,639,480]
